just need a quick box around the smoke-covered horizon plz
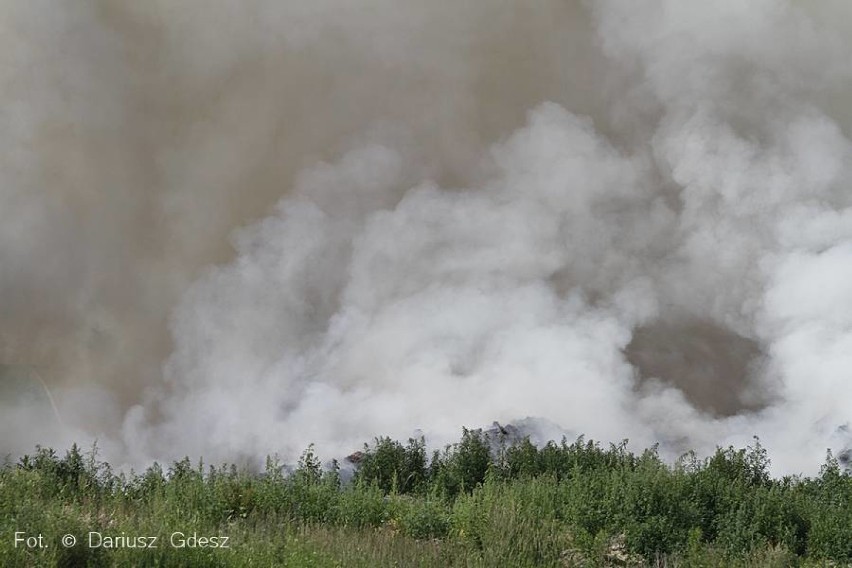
[2,1,851,475]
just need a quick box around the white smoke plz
[2,1,851,475]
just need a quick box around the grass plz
[2,432,851,567]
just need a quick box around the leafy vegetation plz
[2,433,851,567]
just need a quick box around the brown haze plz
[2,1,851,474]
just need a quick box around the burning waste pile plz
[1,1,851,475]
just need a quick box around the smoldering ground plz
[1,1,851,475]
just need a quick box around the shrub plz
[353,437,426,495]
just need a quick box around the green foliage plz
[295,444,323,485]
[2,434,852,566]
[428,427,491,498]
[804,450,852,562]
[353,437,426,494]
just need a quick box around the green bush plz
[353,437,426,495]
[3,433,852,567]
[429,428,491,498]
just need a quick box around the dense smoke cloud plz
[2,1,851,475]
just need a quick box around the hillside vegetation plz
[2,431,851,567]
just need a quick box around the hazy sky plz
[1,1,851,474]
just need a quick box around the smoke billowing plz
[2,1,851,475]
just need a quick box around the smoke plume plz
[2,1,851,475]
